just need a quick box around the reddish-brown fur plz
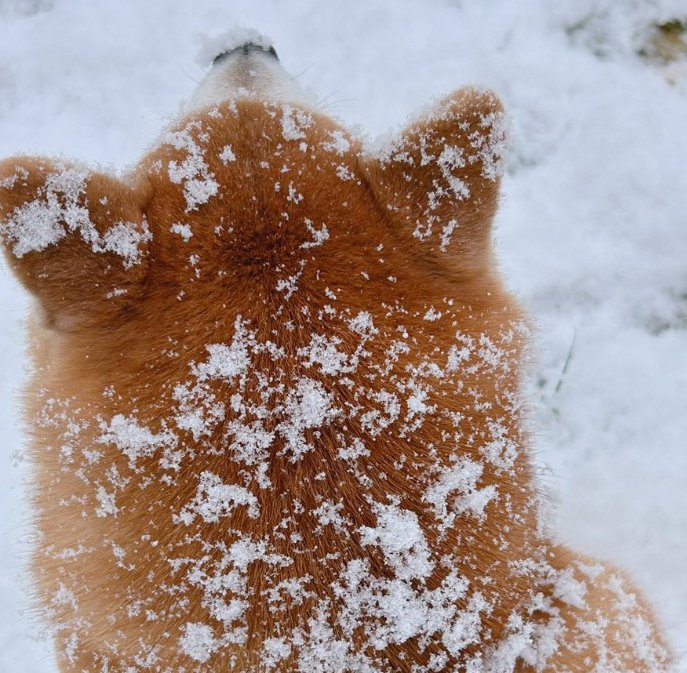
[0,89,672,673]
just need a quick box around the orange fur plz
[0,87,672,673]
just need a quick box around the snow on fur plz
[0,2,685,673]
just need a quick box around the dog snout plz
[187,36,309,112]
[213,42,279,66]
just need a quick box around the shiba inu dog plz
[0,34,673,673]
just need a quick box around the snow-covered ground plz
[0,0,685,671]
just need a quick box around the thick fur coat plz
[0,43,673,673]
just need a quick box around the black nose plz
[213,42,279,65]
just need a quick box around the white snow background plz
[0,0,685,670]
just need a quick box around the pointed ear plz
[0,157,152,330]
[363,87,507,271]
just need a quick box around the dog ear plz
[0,157,152,330]
[363,87,507,273]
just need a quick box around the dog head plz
[0,38,536,671]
